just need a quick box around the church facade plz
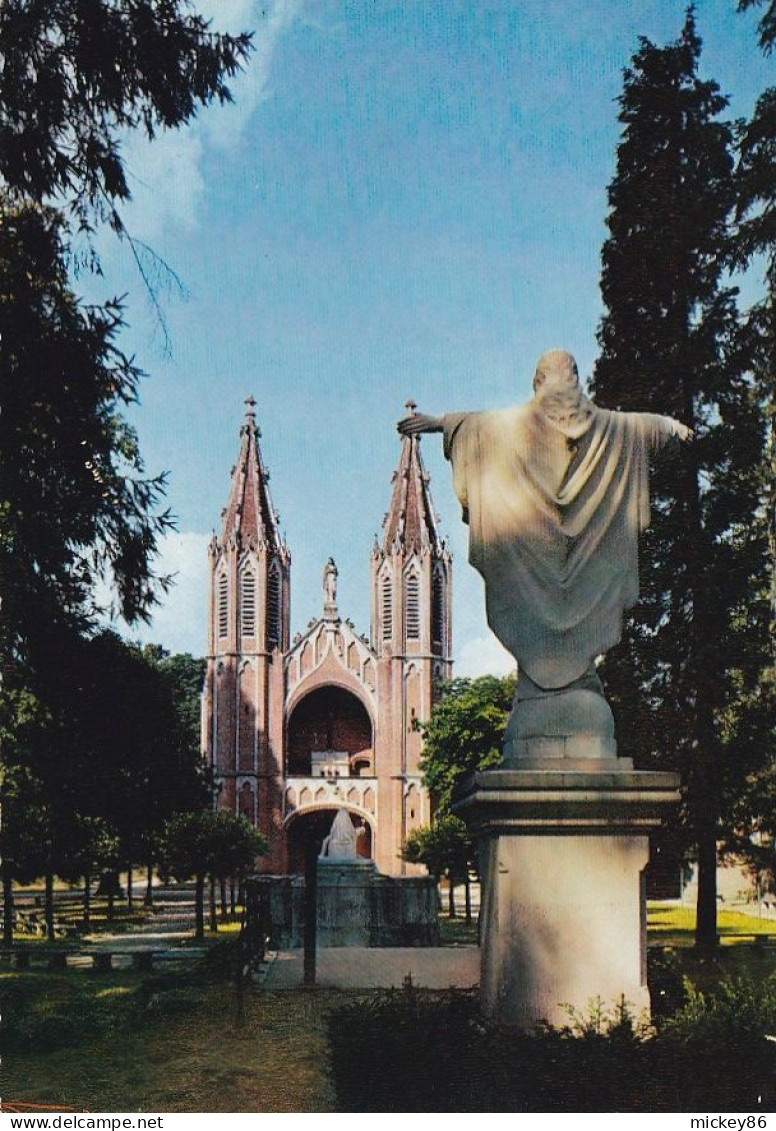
[201,398,453,875]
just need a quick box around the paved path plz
[263,946,480,990]
[85,887,198,952]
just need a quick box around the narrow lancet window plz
[218,573,229,638]
[267,560,282,648]
[381,573,393,642]
[405,572,420,640]
[432,568,446,651]
[241,569,256,636]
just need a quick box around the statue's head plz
[531,350,592,437]
[532,350,579,393]
[332,808,355,837]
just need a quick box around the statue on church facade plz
[398,349,692,763]
[323,556,338,618]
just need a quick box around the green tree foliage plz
[722,0,776,884]
[0,0,252,240]
[161,811,267,938]
[592,13,771,948]
[0,763,55,943]
[0,632,208,942]
[418,675,515,815]
[739,0,776,54]
[144,647,207,758]
[0,3,254,941]
[0,203,173,670]
[63,633,209,866]
[209,811,268,881]
[59,816,121,928]
[403,814,473,920]
[403,815,470,879]
[736,0,776,650]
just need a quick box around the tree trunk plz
[145,860,154,907]
[220,877,228,921]
[83,873,91,930]
[3,865,14,947]
[45,871,55,941]
[464,873,472,924]
[209,874,217,932]
[127,864,133,909]
[194,873,205,939]
[448,879,456,919]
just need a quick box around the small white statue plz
[320,808,364,860]
[323,557,338,607]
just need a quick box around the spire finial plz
[405,399,417,416]
[245,395,256,421]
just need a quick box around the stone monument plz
[398,349,682,1027]
[317,809,377,946]
[246,806,440,949]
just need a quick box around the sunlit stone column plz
[454,766,680,1029]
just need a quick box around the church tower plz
[370,403,453,872]
[202,397,290,869]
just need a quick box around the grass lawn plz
[648,901,776,944]
[437,914,478,945]
[5,904,776,1113]
[2,971,337,1113]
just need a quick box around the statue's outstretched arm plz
[667,418,694,443]
[397,412,444,436]
[640,412,694,451]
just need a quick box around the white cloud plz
[455,634,516,679]
[121,0,302,241]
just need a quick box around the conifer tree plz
[737,0,776,647]
[592,12,769,949]
[725,0,776,886]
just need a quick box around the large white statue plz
[399,350,691,762]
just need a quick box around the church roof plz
[220,397,284,551]
[381,402,443,555]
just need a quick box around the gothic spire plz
[381,401,443,555]
[220,396,283,550]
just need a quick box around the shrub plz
[327,978,776,1112]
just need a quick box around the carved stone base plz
[503,668,618,764]
[453,767,680,1028]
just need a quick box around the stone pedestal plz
[245,865,439,948]
[316,858,377,947]
[453,766,680,1029]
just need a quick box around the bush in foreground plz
[328,976,776,1112]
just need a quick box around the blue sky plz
[93,0,771,674]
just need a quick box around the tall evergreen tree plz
[724,0,776,886]
[737,0,776,648]
[592,12,769,949]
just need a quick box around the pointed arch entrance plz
[286,685,373,778]
[285,807,373,874]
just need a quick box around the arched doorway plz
[285,808,373,874]
[286,685,373,777]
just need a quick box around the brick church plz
[201,398,453,875]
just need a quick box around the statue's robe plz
[444,403,683,690]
